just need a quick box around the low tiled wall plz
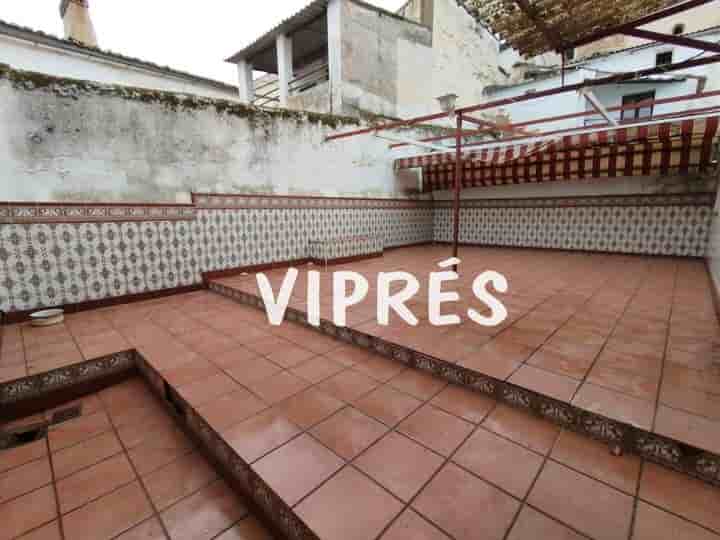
[433,194,714,257]
[0,195,434,313]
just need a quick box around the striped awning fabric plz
[394,117,720,193]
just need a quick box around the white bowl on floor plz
[30,308,65,327]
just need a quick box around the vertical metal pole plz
[452,112,463,272]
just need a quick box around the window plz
[621,91,656,121]
[656,51,673,67]
[673,23,685,35]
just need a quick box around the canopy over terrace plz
[396,115,720,192]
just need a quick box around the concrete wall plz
[340,0,433,117]
[0,33,238,102]
[0,64,431,203]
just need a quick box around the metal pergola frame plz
[324,1,720,265]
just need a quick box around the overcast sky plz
[0,0,408,85]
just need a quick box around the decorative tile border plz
[209,281,720,488]
[191,192,434,210]
[433,193,715,209]
[0,202,197,224]
[0,350,135,406]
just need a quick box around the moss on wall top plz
[0,63,363,130]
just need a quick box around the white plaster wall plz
[0,34,239,101]
[0,73,435,203]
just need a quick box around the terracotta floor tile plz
[659,383,720,421]
[161,358,221,388]
[572,383,655,431]
[0,457,52,504]
[326,345,377,367]
[351,355,406,383]
[253,434,344,507]
[508,365,580,402]
[311,407,388,460]
[380,509,451,540]
[587,364,660,402]
[144,451,218,510]
[127,425,194,477]
[0,364,27,382]
[48,410,112,452]
[178,328,241,357]
[528,461,634,540]
[57,453,136,514]
[551,430,641,494]
[160,479,248,540]
[16,520,62,540]
[398,404,474,457]
[429,384,496,424]
[454,428,543,498]
[507,506,585,540]
[482,404,559,455]
[388,369,446,400]
[222,409,301,463]
[61,481,153,540]
[275,389,345,430]
[224,355,284,386]
[633,501,719,540]
[0,438,46,474]
[654,405,720,454]
[0,485,57,540]
[178,373,241,407]
[290,355,346,383]
[526,347,594,380]
[354,385,423,427]
[640,462,720,533]
[196,389,268,431]
[355,432,444,502]
[316,370,380,403]
[115,411,177,449]
[215,516,275,540]
[211,346,263,370]
[114,517,167,540]
[248,372,310,404]
[413,463,519,540]
[52,431,123,479]
[296,466,404,540]
[261,342,317,369]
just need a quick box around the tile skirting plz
[209,280,720,489]
[0,202,197,224]
[191,192,433,210]
[0,350,136,422]
[433,193,715,209]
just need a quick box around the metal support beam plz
[452,113,463,272]
[580,88,619,126]
[236,60,255,104]
[620,28,720,54]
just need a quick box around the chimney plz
[60,0,97,47]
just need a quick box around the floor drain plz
[51,405,82,425]
[0,423,49,451]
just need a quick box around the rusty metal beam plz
[452,113,463,272]
[621,28,720,54]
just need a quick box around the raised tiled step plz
[205,243,720,490]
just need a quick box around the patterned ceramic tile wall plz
[433,194,714,256]
[0,197,434,312]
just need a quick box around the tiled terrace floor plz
[0,377,274,540]
[212,245,720,455]
[1,275,719,540]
